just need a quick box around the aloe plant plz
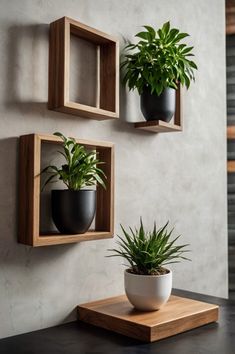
[42,132,106,191]
[108,220,190,275]
[121,21,197,96]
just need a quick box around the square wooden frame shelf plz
[48,16,119,120]
[134,87,182,133]
[18,133,114,247]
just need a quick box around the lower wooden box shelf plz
[77,294,219,342]
[18,133,114,247]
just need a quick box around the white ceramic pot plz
[124,268,172,311]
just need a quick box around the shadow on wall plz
[4,23,89,129]
[0,137,80,262]
[5,24,49,115]
[0,137,85,326]
[0,138,19,247]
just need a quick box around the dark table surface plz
[0,289,234,354]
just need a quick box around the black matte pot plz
[51,190,96,234]
[140,86,176,122]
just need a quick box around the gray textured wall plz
[0,0,227,339]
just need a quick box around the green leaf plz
[188,60,198,69]
[174,32,189,43]
[143,25,156,40]
[162,21,170,36]
[135,31,149,40]
[181,46,194,54]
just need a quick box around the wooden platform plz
[77,294,219,342]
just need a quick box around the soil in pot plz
[140,86,176,122]
[51,189,96,234]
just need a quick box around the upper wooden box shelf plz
[135,87,182,133]
[18,133,114,247]
[48,17,119,120]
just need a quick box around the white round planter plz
[124,268,172,311]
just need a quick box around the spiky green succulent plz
[108,220,190,275]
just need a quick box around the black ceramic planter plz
[51,190,96,234]
[140,86,176,122]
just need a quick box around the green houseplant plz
[42,132,106,234]
[108,220,190,311]
[121,21,197,122]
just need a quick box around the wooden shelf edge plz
[64,16,119,43]
[33,232,113,247]
[32,133,115,148]
[134,120,182,133]
[17,231,113,247]
[52,104,118,121]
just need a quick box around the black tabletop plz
[0,289,234,354]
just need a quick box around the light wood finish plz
[18,133,114,247]
[135,120,182,133]
[226,0,235,34]
[228,126,235,139]
[78,294,219,343]
[134,86,182,133]
[48,16,119,120]
[228,160,235,173]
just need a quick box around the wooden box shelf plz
[48,16,119,120]
[135,87,182,133]
[77,294,219,343]
[18,133,114,247]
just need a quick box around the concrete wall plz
[0,0,227,339]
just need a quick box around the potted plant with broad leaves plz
[121,21,197,122]
[108,220,190,311]
[42,132,106,234]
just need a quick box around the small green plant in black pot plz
[42,132,106,234]
[121,21,197,122]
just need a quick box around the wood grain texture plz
[227,126,235,139]
[18,133,114,247]
[135,120,182,132]
[95,146,114,234]
[78,294,219,342]
[48,16,119,120]
[100,41,119,114]
[228,160,235,173]
[226,0,235,34]
[135,86,182,133]
[48,17,66,110]
[18,135,36,245]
